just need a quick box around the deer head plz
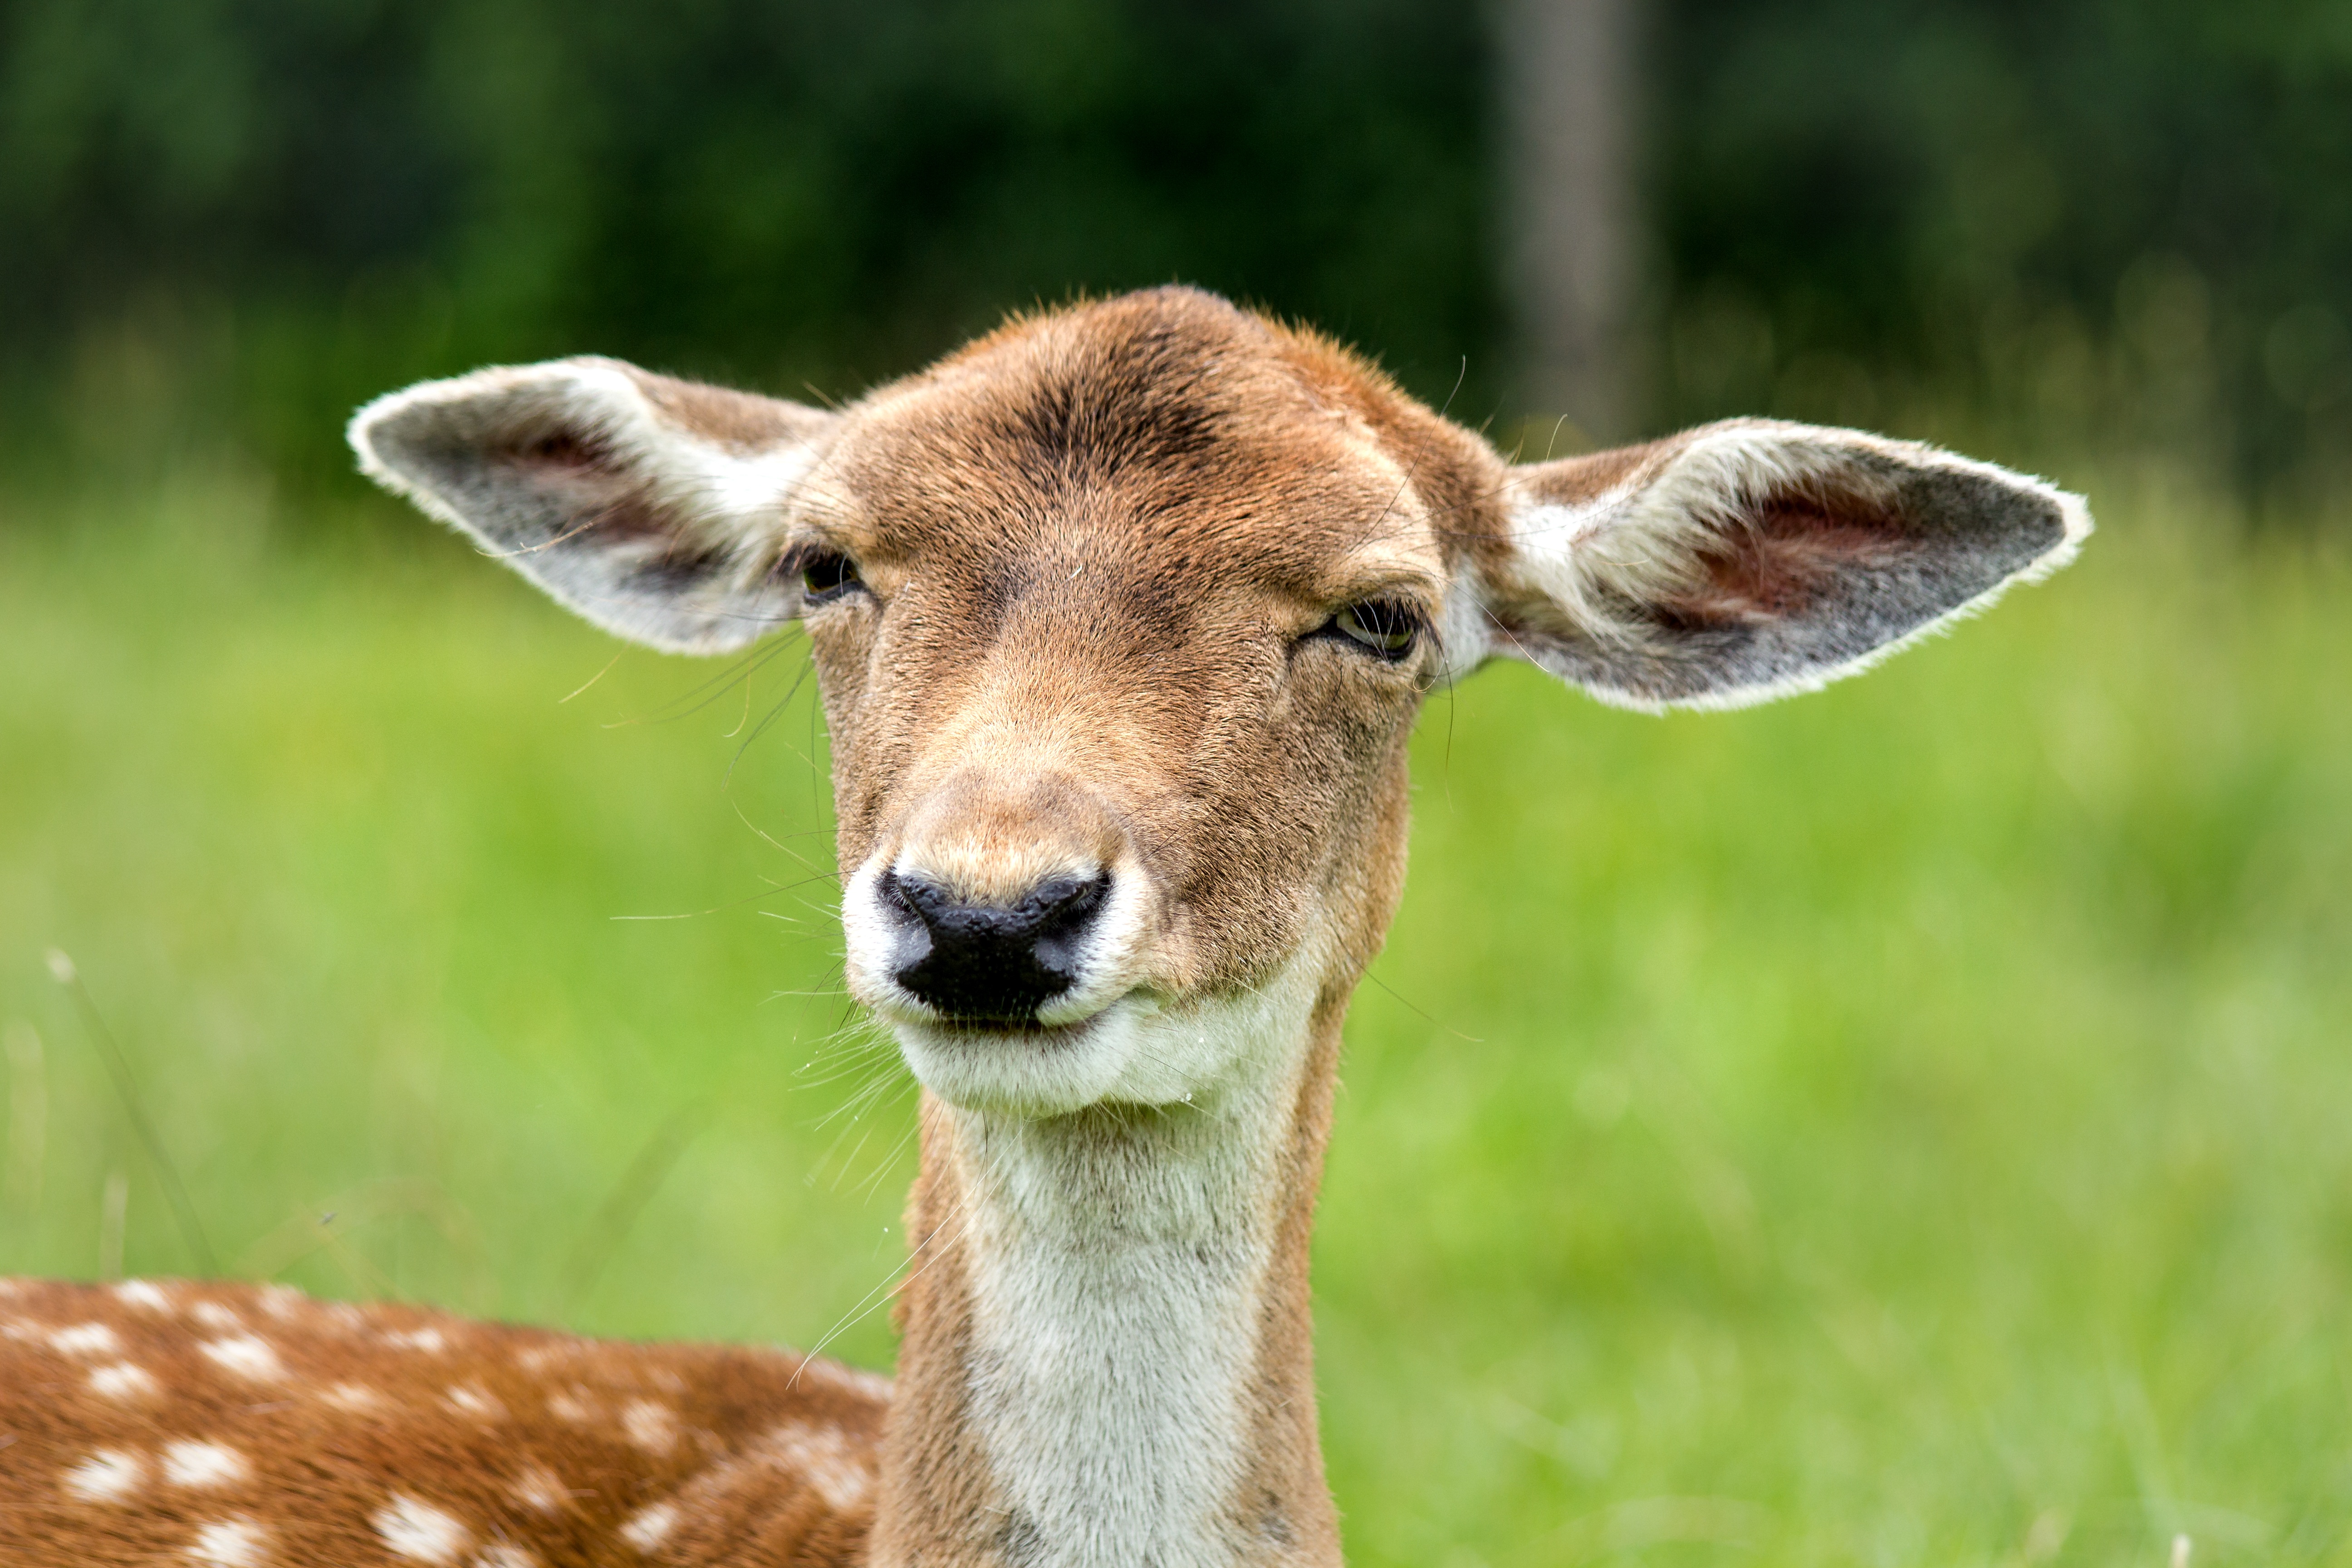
[352,289,2082,1124]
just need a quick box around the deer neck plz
[870,963,1347,1568]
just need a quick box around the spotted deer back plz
[0,1277,887,1567]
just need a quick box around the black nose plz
[880,868,1112,1023]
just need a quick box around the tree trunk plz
[1500,0,1642,445]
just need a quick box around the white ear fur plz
[1460,419,2090,711]
[350,358,838,654]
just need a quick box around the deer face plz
[352,287,2085,1120]
[794,301,1462,1114]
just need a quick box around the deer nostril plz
[879,868,1113,1023]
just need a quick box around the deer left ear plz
[351,358,839,654]
[1456,419,2091,710]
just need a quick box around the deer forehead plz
[808,318,1456,608]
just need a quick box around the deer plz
[0,286,2087,1567]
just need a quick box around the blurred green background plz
[4,3,2350,1565]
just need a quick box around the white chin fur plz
[890,1003,1157,1119]
[890,965,1317,1120]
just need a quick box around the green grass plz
[3,470,2348,1567]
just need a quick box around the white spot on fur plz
[188,1517,270,1566]
[470,1547,538,1568]
[114,1279,174,1312]
[49,1321,120,1356]
[257,1284,304,1320]
[621,1398,677,1455]
[384,1326,448,1353]
[322,1302,366,1333]
[372,1493,473,1563]
[765,1419,873,1511]
[444,1382,507,1422]
[200,1335,286,1382]
[91,1361,159,1401]
[164,1440,252,1488]
[191,1301,244,1332]
[507,1465,565,1514]
[0,1317,33,1342]
[619,1501,676,1552]
[512,1342,578,1374]
[322,1381,384,1412]
[547,1386,598,1424]
[63,1448,146,1502]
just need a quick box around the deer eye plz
[795,550,865,606]
[1323,600,1422,661]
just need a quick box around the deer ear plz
[350,358,840,653]
[1460,419,2091,710]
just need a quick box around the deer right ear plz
[351,358,840,653]
[1457,419,2090,710]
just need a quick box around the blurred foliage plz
[2,0,2350,509]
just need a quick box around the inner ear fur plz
[350,358,838,654]
[1480,418,2091,712]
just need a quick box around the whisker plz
[557,647,627,705]
[789,1191,977,1389]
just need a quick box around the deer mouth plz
[912,1009,1112,1047]
[881,962,1323,1120]
[884,993,1155,1117]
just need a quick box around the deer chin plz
[885,1000,1151,1119]
[882,959,1322,1121]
